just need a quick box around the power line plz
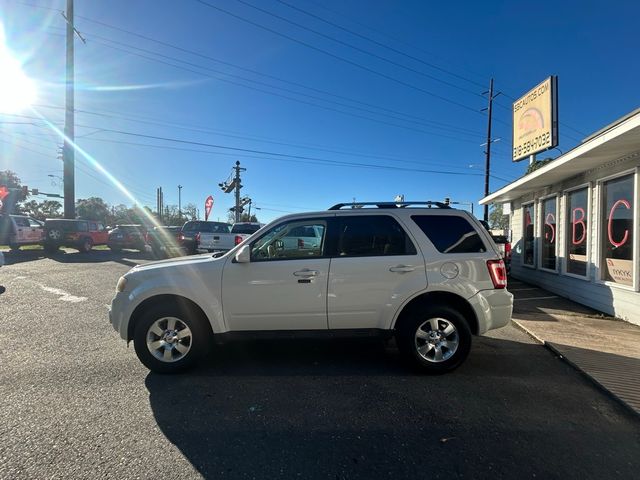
[82,34,484,143]
[232,0,483,98]
[276,0,487,90]
[68,11,482,136]
[5,109,492,173]
[195,0,482,114]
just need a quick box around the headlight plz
[116,276,128,293]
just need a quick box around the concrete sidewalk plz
[508,278,640,416]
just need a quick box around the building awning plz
[480,107,640,205]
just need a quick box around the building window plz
[540,197,557,270]
[566,188,589,276]
[601,174,635,286]
[523,203,535,266]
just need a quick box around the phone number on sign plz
[513,132,551,159]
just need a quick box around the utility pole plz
[233,161,244,223]
[482,78,500,223]
[178,184,182,220]
[63,0,75,219]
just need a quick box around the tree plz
[0,170,27,213]
[18,200,62,220]
[488,203,509,230]
[240,213,258,223]
[76,197,110,223]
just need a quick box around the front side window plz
[566,188,589,276]
[13,217,30,227]
[541,197,557,270]
[601,174,635,286]
[337,216,416,257]
[411,215,485,253]
[523,203,535,266]
[251,219,327,261]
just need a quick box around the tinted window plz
[13,217,30,227]
[412,215,485,253]
[337,216,416,257]
[523,204,535,266]
[231,224,261,234]
[28,218,42,228]
[77,222,88,232]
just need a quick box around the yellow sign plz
[512,76,558,161]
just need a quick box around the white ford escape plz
[110,201,512,374]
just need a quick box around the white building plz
[480,108,640,326]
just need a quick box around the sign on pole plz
[204,195,214,221]
[512,76,558,161]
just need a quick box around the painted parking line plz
[514,296,559,301]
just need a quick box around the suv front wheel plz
[133,303,211,374]
[396,305,471,374]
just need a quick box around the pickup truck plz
[180,221,231,255]
[197,222,263,253]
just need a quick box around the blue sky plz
[0,0,639,223]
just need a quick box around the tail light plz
[178,232,185,243]
[487,259,507,289]
[504,242,512,260]
[195,232,201,245]
[144,233,149,243]
[298,238,304,249]
[234,235,243,245]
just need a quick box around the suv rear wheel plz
[396,305,471,374]
[133,303,211,374]
[79,237,93,253]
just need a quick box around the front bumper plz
[468,288,514,335]
[109,291,131,340]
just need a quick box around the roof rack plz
[328,201,451,210]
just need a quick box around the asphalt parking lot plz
[1,249,639,479]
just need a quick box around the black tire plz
[9,244,19,251]
[396,304,472,374]
[79,237,93,253]
[109,245,122,252]
[133,302,212,374]
[47,228,63,242]
[44,243,58,254]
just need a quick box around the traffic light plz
[31,188,39,195]
[22,186,29,197]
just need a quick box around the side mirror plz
[235,244,251,263]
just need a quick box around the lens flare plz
[0,25,37,113]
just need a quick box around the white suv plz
[110,201,512,374]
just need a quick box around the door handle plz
[293,269,318,277]
[389,265,416,273]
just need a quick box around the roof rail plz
[328,201,451,210]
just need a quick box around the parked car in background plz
[0,214,44,250]
[179,221,231,254]
[490,234,511,274]
[197,221,263,253]
[108,224,147,252]
[146,226,183,258]
[110,200,512,374]
[44,219,109,253]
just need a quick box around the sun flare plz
[0,26,37,113]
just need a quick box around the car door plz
[11,216,30,244]
[327,214,427,330]
[27,217,43,242]
[221,217,331,331]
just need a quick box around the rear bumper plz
[468,288,513,335]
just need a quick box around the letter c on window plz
[607,199,631,248]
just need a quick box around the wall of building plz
[508,152,640,326]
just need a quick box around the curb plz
[511,319,640,420]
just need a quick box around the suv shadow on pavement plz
[144,335,640,479]
[0,248,47,265]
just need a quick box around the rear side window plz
[412,215,486,253]
[336,216,416,257]
[13,217,30,227]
